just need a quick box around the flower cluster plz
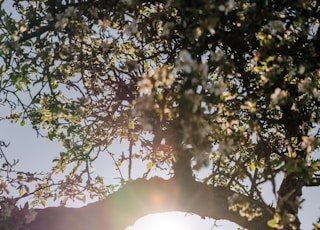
[132,95,155,130]
[24,209,38,224]
[270,88,289,104]
[124,20,138,36]
[132,67,176,130]
[301,136,320,154]
[298,77,320,100]
[175,50,208,76]
[54,6,79,29]
[137,67,175,96]
[0,200,38,227]
[185,120,211,157]
[218,138,235,155]
[207,77,228,97]
[218,0,236,15]
[268,20,285,35]
[1,203,14,219]
[228,193,262,221]
[120,0,133,5]
[162,22,175,37]
[298,77,312,93]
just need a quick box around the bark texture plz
[23,177,275,230]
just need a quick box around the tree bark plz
[23,177,275,230]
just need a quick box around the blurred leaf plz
[41,199,47,207]
[60,197,68,206]
[19,185,24,196]
[249,162,255,172]
[146,161,153,169]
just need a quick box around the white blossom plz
[132,95,155,130]
[0,44,10,55]
[193,152,210,170]
[77,106,86,115]
[301,136,320,153]
[55,14,69,29]
[152,67,175,87]
[19,25,28,33]
[133,95,154,115]
[210,50,225,62]
[298,65,306,75]
[100,39,111,52]
[25,209,38,224]
[0,179,9,194]
[179,50,193,64]
[198,63,209,77]
[209,78,227,96]
[98,18,111,30]
[1,204,14,218]
[218,138,234,154]
[195,27,203,38]
[137,117,153,130]
[44,13,53,20]
[270,88,288,104]
[88,7,99,18]
[120,0,132,5]
[312,88,320,101]
[221,120,239,135]
[208,27,216,35]
[268,20,285,35]
[176,50,209,76]
[124,60,138,71]
[138,67,175,95]
[228,193,240,204]
[175,50,197,73]
[184,89,202,113]
[162,22,174,37]
[218,0,236,15]
[137,76,153,95]
[298,77,312,93]
[259,74,269,85]
[64,6,78,18]
[241,101,256,113]
[124,21,138,36]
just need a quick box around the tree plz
[0,0,319,229]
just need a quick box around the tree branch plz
[24,177,274,230]
[305,177,320,187]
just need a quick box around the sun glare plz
[127,212,192,230]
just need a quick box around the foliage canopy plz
[0,0,319,229]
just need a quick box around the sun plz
[127,212,192,230]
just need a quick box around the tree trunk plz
[24,177,275,230]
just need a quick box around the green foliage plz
[0,0,319,229]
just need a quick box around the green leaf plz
[146,161,153,169]
[19,185,24,196]
[267,219,277,228]
[76,195,86,203]
[16,83,23,90]
[128,118,135,129]
[24,185,30,194]
[20,119,25,126]
[60,197,68,206]
[41,199,47,207]
[312,223,319,230]
[249,162,255,171]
